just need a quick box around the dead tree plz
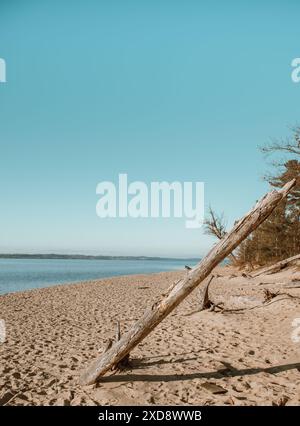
[204,207,238,264]
[79,179,296,385]
[252,253,300,277]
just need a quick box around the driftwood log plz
[79,179,296,385]
[252,253,300,277]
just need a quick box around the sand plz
[1,265,300,406]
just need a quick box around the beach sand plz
[1,265,300,406]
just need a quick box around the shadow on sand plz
[98,359,300,383]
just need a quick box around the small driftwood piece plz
[252,254,300,277]
[99,323,130,367]
[101,338,113,354]
[198,275,223,312]
[114,321,130,370]
[79,179,296,385]
[199,275,214,310]
[263,289,280,303]
[115,321,121,342]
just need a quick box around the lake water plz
[0,258,198,295]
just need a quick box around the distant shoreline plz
[0,253,199,262]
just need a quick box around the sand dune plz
[1,265,300,406]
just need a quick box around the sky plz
[0,0,300,257]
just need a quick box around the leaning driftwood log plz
[252,253,300,277]
[79,179,296,385]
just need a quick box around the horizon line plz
[0,253,201,261]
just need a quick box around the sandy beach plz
[1,265,300,406]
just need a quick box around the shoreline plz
[0,257,198,296]
[1,265,300,406]
[0,270,185,297]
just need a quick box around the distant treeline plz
[0,254,199,262]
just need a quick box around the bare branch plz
[260,126,300,157]
[204,206,227,240]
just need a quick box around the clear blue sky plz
[0,0,299,257]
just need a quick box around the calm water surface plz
[0,258,198,295]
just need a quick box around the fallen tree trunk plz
[79,179,296,385]
[251,253,300,277]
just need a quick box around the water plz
[0,258,198,295]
